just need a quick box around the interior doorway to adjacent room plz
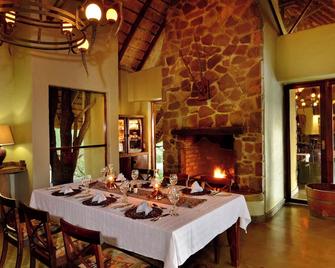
[285,80,335,202]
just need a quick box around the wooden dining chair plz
[19,203,67,268]
[0,194,27,268]
[60,218,151,268]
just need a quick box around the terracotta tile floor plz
[1,204,335,268]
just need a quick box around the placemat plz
[181,188,211,196]
[124,207,162,219]
[51,189,81,197]
[90,181,206,208]
[82,196,117,206]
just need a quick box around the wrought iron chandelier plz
[0,0,123,57]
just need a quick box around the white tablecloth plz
[30,185,251,268]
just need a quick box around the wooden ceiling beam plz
[268,0,287,35]
[288,0,313,34]
[136,20,165,71]
[119,0,153,61]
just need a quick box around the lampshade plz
[0,125,14,146]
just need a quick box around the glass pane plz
[290,86,321,200]
[155,141,164,177]
[128,118,143,153]
[49,86,106,185]
[118,119,126,153]
[333,85,335,183]
[50,87,106,148]
[50,147,106,184]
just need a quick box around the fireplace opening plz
[171,127,244,191]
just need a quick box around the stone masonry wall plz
[161,0,263,192]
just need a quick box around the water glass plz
[169,174,178,186]
[168,186,180,216]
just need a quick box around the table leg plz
[213,235,220,264]
[227,218,240,267]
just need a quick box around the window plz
[49,86,106,185]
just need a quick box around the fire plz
[213,167,226,179]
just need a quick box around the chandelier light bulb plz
[62,22,73,33]
[5,11,16,24]
[106,8,118,22]
[313,102,318,107]
[85,3,102,21]
[302,102,306,107]
[311,92,316,98]
[78,39,89,50]
[317,93,320,98]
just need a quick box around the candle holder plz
[150,183,163,200]
[106,176,117,190]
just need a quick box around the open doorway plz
[151,101,164,176]
[285,80,335,202]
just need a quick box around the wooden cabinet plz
[119,152,149,179]
[118,115,148,178]
[118,115,144,154]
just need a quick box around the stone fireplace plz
[172,127,242,179]
[161,0,263,193]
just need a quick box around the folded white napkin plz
[59,186,74,195]
[116,173,127,182]
[136,201,153,216]
[92,192,107,203]
[191,181,203,193]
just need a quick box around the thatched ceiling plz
[118,0,170,71]
[271,0,335,34]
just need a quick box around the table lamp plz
[0,125,14,166]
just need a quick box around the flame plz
[213,167,226,178]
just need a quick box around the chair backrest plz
[60,218,104,268]
[19,202,57,267]
[0,194,23,245]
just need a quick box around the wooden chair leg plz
[30,255,36,268]
[15,246,23,268]
[0,239,8,267]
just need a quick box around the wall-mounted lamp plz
[0,125,14,167]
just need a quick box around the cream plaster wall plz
[30,38,119,190]
[262,1,285,214]
[277,24,335,83]
[0,48,33,203]
[0,34,119,202]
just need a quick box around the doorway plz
[285,80,334,203]
[151,101,164,176]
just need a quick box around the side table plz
[0,161,27,198]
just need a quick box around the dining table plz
[30,181,251,268]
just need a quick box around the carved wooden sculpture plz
[179,36,210,101]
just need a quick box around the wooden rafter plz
[136,19,165,71]
[288,0,313,33]
[268,0,287,35]
[119,0,153,60]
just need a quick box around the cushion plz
[78,247,150,268]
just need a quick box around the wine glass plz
[81,175,92,189]
[131,169,139,186]
[169,174,178,186]
[167,186,180,216]
[119,181,129,203]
